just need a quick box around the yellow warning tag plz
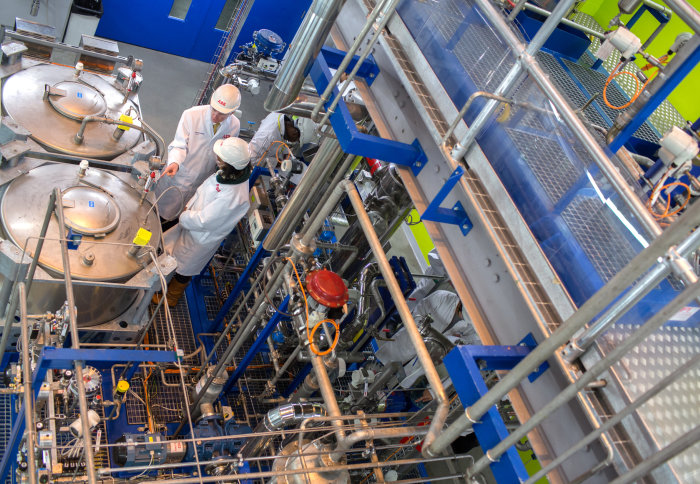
[132,228,152,246]
[118,114,133,131]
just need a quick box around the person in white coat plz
[248,112,318,165]
[153,137,252,307]
[154,84,242,230]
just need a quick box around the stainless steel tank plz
[0,163,161,326]
[2,63,142,159]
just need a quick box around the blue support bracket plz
[443,335,548,483]
[420,166,472,235]
[319,46,380,85]
[223,297,290,394]
[0,347,176,484]
[310,50,428,175]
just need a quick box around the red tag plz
[216,184,221,192]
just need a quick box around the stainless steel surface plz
[55,186,98,483]
[2,64,142,159]
[47,81,108,120]
[262,138,344,251]
[662,0,700,33]
[0,163,160,325]
[265,0,346,111]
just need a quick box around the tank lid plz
[61,186,121,235]
[47,80,107,120]
[306,269,348,308]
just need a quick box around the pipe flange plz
[291,233,316,256]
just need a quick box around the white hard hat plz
[294,117,319,146]
[213,137,250,170]
[210,84,241,114]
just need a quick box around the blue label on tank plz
[88,201,94,207]
[77,92,83,98]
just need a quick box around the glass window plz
[215,0,242,31]
[169,0,193,20]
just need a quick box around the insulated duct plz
[264,0,347,111]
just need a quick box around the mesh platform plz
[0,387,11,484]
[561,195,638,283]
[505,127,584,204]
[602,324,700,483]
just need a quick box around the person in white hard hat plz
[154,84,242,230]
[153,137,252,307]
[248,113,319,164]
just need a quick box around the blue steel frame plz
[222,297,290,394]
[420,166,473,236]
[0,348,176,484]
[309,47,428,175]
[443,334,548,483]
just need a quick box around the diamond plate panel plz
[0,386,10,484]
[603,324,700,482]
[431,0,464,42]
[453,22,515,92]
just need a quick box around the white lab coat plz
[164,172,250,276]
[248,112,288,163]
[155,105,240,220]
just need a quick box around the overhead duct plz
[264,0,346,111]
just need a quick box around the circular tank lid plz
[61,186,121,235]
[306,269,349,308]
[47,81,107,120]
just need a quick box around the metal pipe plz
[425,197,700,456]
[265,0,347,111]
[53,187,97,483]
[263,138,344,251]
[18,283,37,484]
[661,0,700,32]
[240,402,326,458]
[24,190,57,296]
[467,277,700,477]
[269,345,302,388]
[309,353,347,447]
[300,181,348,247]
[317,0,401,129]
[472,0,663,239]
[526,351,700,483]
[334,425,428,458]
[311,0,393,121]
[442,91,518,145]
[609,425,700,484]
[521,3,607,40]
[451,0,576,160]
[507,0,529,21]
[564,227,700,361]
[73,116,164,158]
[344,180,449,457]
[4,30,130,64]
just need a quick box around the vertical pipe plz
[343,180,449,456]
[53,188,97,484]
[25,190,57,296]
[265,0,347,111]
[19,283,37,484]
[262,138,344,251]
[0,286,20,368]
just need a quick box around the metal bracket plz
[443,334,549,483]
[310,48,428,175]
[420,166,472,235]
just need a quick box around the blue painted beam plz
[309,52,428,175]
[223,297,290,394]
[319,46,380,85]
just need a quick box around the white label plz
[596,38,615,60]
[670,306,699,322]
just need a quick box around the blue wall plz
[95,0,311,63]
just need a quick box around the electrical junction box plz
[248,185,270,214]
[597,27,641,60]
[257,58,278,72]
[249,209,273,242]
